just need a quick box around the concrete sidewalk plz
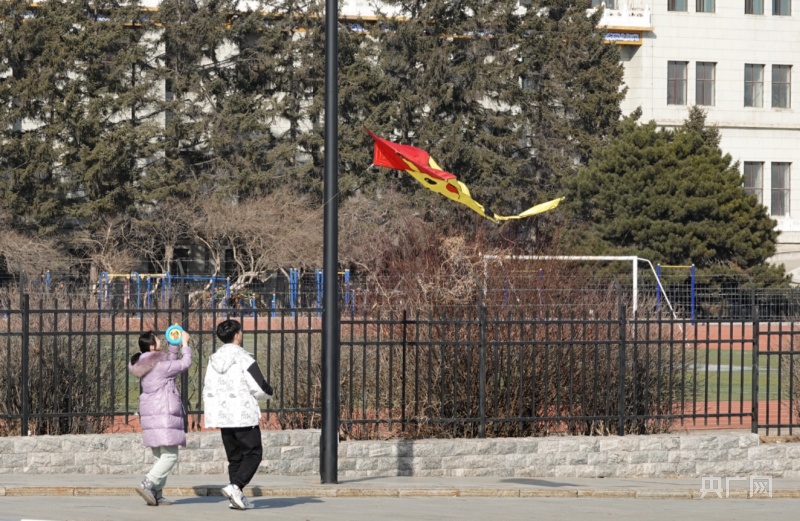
[2,474,799,499]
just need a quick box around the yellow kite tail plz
[493,197,565,222]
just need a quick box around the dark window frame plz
[746,0,764,14]
[772,65,791,108]
[668,61,688,105]
[696,62,716,106]
[744,162,764,204]
[744,64,764,107]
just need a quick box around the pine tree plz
[144,0,234,202]
[512,0,625,194]
[64,1,161,224]
[0,0,82,231]
[252,0,327,199]
[0,0,159,232]
[343,0,625,242]
[566,107,783,281]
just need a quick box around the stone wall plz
[1,430,798,478]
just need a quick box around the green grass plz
[691,348,783,401]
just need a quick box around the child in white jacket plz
[203,319,272,510]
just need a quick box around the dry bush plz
[331,219,691,439]
[254,333,323,430]
[0,290,123,435]
[778,336,800,427]
[340,195,486,313]
[331,304,689,439]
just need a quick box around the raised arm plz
[161,332,193,377]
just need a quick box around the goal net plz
[481,255,677,318]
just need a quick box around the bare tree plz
[74,217,139,276]
[339,189,426,273]
[0,208,67,280]
[129,202,194,275]
[187,189,322,287]
[226,191,322,285]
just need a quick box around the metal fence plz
[1,293,799,438]
[14,269,800,322]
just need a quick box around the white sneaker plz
[221,484,247,510]
[228,497,253,510]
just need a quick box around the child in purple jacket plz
[129,329,192,506]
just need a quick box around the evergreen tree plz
[0,0,83,231]
[0,0,158,232]
[346,0,625,245]
[366,0,527,223]
[0,0,631,270]
[334,10,387,200]
[147,0,333,202]
[145,0,235,202]
[214,0,308,198]
[566,107,783,281]
[64,1,161,224]
[512,0,625,191]
[253,0,327,198]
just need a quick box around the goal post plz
[657,263,695,321]
[482,255,678,319]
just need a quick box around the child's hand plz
[182,331,191,346]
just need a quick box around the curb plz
[1,486,797,499]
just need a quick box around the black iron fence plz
[13,269,800,322]
[1,293,799,438]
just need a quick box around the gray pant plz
[145,446,179,490]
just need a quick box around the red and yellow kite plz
[367,129,564,223]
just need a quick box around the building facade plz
[596,0,800,277]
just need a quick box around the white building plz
[594,0,800,277]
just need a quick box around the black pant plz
[221,426,263,490]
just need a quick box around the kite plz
[367,128,564,223]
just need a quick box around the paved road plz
[0,496,800,521]
[0,495,797,521]
[2,474,798,520]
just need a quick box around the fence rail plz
[12,270,800,322]
[1,293,799,438]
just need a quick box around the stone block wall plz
[0,430,798,478]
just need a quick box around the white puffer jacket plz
[203,343,272,428]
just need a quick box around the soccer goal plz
[481,255,678,319]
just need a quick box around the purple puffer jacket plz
[128,345,192,448]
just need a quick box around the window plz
[772,65,791,108]
[591,0,617,7]
[744,64,764,107]
[696,62,715,106]
[744,162,764,203]
[773,0,790,16]
[696,0,715,12]
[667,61,688,105]
[669,0,688,10]
[746,0,764,14]
[771,163,791,216]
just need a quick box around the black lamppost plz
[320,0,340,484]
